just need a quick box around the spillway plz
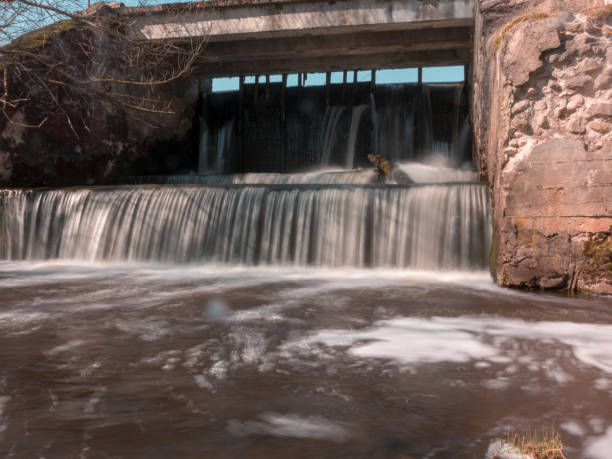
[0,182,490,269]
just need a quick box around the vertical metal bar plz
[418,67,422,85]
[266,74,270,103]
[282,74,288,173]
[239,75,245,172]
[281,74,287,121]
[325,72,331,106]
[254,75,260,104]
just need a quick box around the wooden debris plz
[367,154,413,184]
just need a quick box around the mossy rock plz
[3,20,77,52]
[583,229,612,277]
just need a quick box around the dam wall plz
[472,0,612,294]
[0,0,611,294]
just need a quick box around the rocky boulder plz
[472,0,612,294]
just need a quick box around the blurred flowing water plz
[1,80,611,458]
[0,264,611,458]
[0,183,490,269]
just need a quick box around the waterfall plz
[198,117,210,174]
[344,105,369,169]
[131,169,379,186]
[321,106,345,165]
[214,119,234,174]
[0,184,491,270]
[374,85,415,162]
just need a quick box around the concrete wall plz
[126,0,474,41]
[121,0,474,76]
[472,0,612,294]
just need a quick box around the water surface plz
[1,262,611,458]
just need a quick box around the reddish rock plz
[511,100,530,115]
[594,67,612,91]
[576,57,603,75]
[501,17,561,86]
[566,94,584,112]
[567,116,586,134]
[587,120,611,134]
[472,0,612,295]
[585,102,612,119]
[565,74,593,90]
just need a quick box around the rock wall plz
[0,13,200,188]
[0,82,199,187]
[473,0,612,294]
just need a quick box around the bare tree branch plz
[0,0,209,133]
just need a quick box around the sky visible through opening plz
[7,1,464,93]
[211,66,465,93]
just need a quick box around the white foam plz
[482,378,511,391]
[585,426,612,459]
[0,395,10,434]
[114,319,171,342]
[45,340,86,357]
[227,412,349,442]
[560,421,586,437]
[594,378,611,391]
[312,318,497,365]
[83,387,106,415]
[0,311,49,329]
[486,440,532,459]
[194,374,214,391]
[397,161,477,183]
[300,316,612,382]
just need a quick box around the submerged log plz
[367,154,413,185]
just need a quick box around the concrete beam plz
[126,0,474,41]
[199,26,472,63]
[193,48,472,77]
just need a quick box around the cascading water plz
[0,183,490,269]
[321,106,345,165]
[0,81,488,271]
[344,105,368,169]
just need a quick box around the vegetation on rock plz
[494,12,550,52]
[497,429,565,459]
[583,228,612,278]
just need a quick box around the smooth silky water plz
[1,82,611,457]
[1,179,611,458]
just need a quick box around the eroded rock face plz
[0,21,200,187]
[473,0,612,294]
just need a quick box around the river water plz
[1,82,610,457]
[1,262,611,458]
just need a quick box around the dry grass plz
[3,20,76,52]
[500,429,566,459]
[583,4,612,21]
[494,12,551,52]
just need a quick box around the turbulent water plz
[201,83,471,174]
[0,183,490,268]
[4,80,608,458]
[0,264,611,458]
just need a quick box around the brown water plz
[0,262,611,458]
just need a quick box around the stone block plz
[587,120,611,134]
[565,74,593,90]
[594,66,612,91]
[566,94,584,113]
[502,17,561,86]
[511,100,530,115]
[585,102,612,119]
[566,116,585,133]
[577,57,603,75]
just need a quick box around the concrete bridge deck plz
[119,0,474,76]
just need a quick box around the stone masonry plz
[472,0,612,294]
